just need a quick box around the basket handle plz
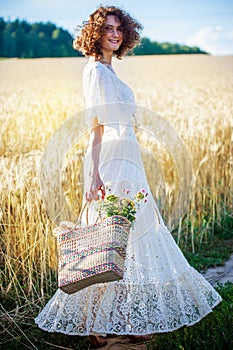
[74,202,89,228]
[74,199,104,228]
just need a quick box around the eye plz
[105,26,113,32]
[104,26,123,33]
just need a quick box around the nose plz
[112,28,119,37]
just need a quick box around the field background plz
[0,56,232,344]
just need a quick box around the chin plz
[110,44,120,50]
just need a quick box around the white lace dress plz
[35,57,222,336]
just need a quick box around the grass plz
[1,283,232,349]
[184,237,233,271]
[147,282,233,350]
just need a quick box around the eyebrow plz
[105,24,122,28]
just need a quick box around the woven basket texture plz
[55,215,131,294]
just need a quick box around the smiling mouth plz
[109,40,119,44]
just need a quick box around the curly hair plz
[73,6,143,59]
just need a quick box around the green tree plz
[0,18,207,58]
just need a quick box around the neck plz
[102,57,112,66]
[101,50,113,65]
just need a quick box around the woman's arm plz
[86,117,105,202]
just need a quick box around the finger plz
[91,185,99,192]
[93,191,100,201]
[85,192,93,202]
[101,187,106,199]
[90,187,99,194]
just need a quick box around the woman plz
[35,5,222,348]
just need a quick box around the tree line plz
[133,37,206,55]
[0,18,207,58]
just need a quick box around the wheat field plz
[0,55,232,309]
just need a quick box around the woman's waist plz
[102,124,136,140]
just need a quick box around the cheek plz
[99,35,109,47]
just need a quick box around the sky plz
[1,0,233,55]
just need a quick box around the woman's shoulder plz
[84,58,114,86]
[85,57,106,71]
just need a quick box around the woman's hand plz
[86,172,106,202]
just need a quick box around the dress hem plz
[34,295,222,336]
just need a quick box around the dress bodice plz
[83,57,135,107]
[83,57,136,132]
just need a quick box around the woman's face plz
[99,15,123,55]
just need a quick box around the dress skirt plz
[35,122,222,335]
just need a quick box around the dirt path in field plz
[93,253,233,349]
[201,253,233,286]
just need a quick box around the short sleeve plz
[83,63,115,127]
[83,60,136,128]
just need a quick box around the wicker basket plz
[54,214,131,294]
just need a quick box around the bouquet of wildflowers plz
[97,182,148,224]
